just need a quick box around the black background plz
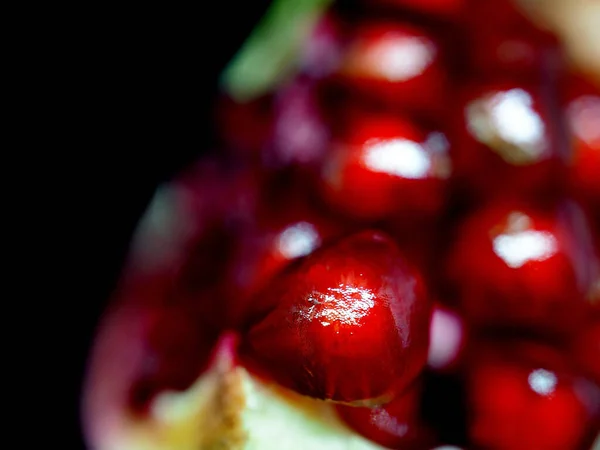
[54,2,272,447]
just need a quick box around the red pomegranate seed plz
[444,200,599,335]
[450,79,566,203]
[319,110,451,221]
[465,340,600,450]
[242,230,431,404]
[335,384,435,448]
[331,20,448,117]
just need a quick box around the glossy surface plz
[444,201,598,334]
[332,21,447,116]
[335,384,435,449]
[466,341,600,450]
[242,230,431,404]
[320,111,451,220]
[451,80,564,202]
[223,178,352,327]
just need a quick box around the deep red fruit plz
[444,200,599,335]
[465,340,600,450]
[242,230,431,404]
[450,79,565,202]
[335,384,435,449]
[319,111,451,221]
[564,76,600,208]
[466,0,562,78]
[331,20,448,117]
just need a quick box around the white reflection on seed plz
[295,284,376,327]
[365,35,436,82]
[277,222,321,259]
[467,88,548,163]
[493,229,558,268]
[364,138,431,179]
[528,368,558,396]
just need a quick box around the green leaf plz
[220,0,333,102]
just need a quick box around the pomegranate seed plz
[465,340,600,450]
[242,230,431,404]
[319,110,451,221]
[336,384,435,448]
[444,200,599,335]
[330,20,448,117]
[450,79,566,203]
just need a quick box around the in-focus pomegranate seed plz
[242,230,431,404]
